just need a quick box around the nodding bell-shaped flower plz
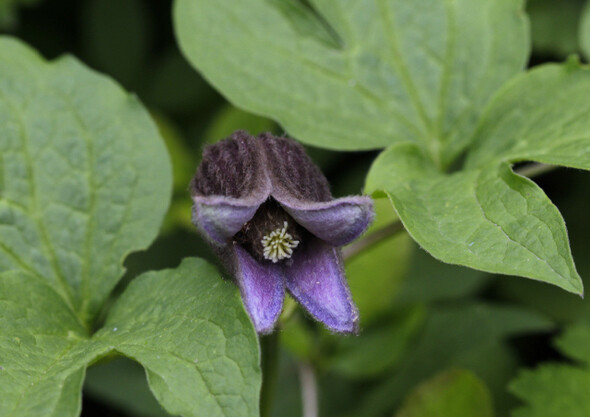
[190,131,374,334]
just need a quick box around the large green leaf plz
[367,62,590,294]
[0,38,260,416]
[509,320,590,417]
[366,143,583,294]
[174,0,528,165]
[395,369,494,417]
[0,36,172,324]
[466,63,590,171]
[0,271,108,417]
[93,258,261,417]
[0,261,261,417]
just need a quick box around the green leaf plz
[492,169,590,323]
[0,36,172,324]
[581,0,590,60]
[511,365,590,417]
[0,271,108,417]
[466,63,590,171]
[0,260,260,417]
[366,143,583,294]
[0,35,258,417]
[174,0,528,165]
[94,258,261,417]
[348,303,553,417]
[395,369,494,417]
[510,322,590,417]
[555,321,590,365]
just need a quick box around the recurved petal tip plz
[192,195,263,245]
[234,245,285,334]
[280,195,374,247]
[284,238,359,334]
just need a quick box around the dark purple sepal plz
[192,194,268,245]
[284,238,359,334]
[190,130,272,245]
[233,245,285,334]
[278,195,374,246]
[191,130,269,200]
[258,132,332,203]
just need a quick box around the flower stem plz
[343,162,558,261]
[342,220,404,261]
[260,332,279,417]
[299,362,318,417]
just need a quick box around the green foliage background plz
[2,0,590,416]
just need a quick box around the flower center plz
[261,221,300,263]
[233,198,305,263]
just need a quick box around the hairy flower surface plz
[190,131,374,334]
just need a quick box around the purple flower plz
[190,131,374,334]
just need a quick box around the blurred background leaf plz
[322,306,425,379]
[580,0,590,60]
[510,317,590,417]
[396,246,490,305]
[345,303,553,417]
[344,198,412,325]
[4,1,590,417]
[395,369,494,417]
[84,357,172,417]
[527,0,586,58]
[0,0,42,29]
[80,0,149,89]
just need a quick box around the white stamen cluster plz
[261,221,300,263]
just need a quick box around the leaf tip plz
[567,276,584,298]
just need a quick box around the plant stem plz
[343,162,558,261]
[260,332,279,417]
[342,220,404,261]
[299,362,318,417]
